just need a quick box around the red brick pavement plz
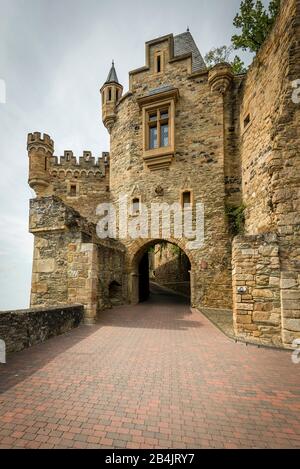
[0,286,300,449]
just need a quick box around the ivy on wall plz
[226,203,246,236]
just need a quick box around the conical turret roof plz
[105,61,119,84]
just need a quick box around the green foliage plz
[204,46,247,74]
[205,46,232,66]
[232,0,281,53]
[226,203,246,236]
[170,244,181,257]
[231,55,247,74]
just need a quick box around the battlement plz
[49,151,110,179]
[50,151,109,168]
[27,132,54,151]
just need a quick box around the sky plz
[0,0,264,310]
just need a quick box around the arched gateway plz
[126,238,196,306]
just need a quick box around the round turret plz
[100,61,123,133]
[27,132,54,196]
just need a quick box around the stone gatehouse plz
[27,0,300,348]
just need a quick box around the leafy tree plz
[231,55,247,74]
[204,46,247,74]
[205,46,232,66]
[232,0,281,53]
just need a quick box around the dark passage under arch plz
[137,242,191,303]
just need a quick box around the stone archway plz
[126,238,196,306]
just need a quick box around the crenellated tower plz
[100,61,123,133]
[27,132,54,197]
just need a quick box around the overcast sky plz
[0,0,266,310]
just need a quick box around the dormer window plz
[154,51,164,74]
[157,55,161,73]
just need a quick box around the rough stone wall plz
[223,76,243,207]
[232,234,281,347]
[109,36,233,309]
[240,0,299,235]
[234,0,300,347]
[29,196,126,323]
[0,305,83,354]
[151,244,191,296]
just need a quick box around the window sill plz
[143,147,174,171]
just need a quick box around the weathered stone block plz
[283,318,300,332]
[34,259,55,273]
[252,289,274,299]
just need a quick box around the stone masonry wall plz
[49,151,110,223]
[29,196,126,323]
[223,76,243,207]
[239,0,299,235]
[235,0,300,347]
[0,305,83,354]
[109,36,233,309]
[151,244,191,297]
[232,234,281,347]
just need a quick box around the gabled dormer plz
[129,30,206,89]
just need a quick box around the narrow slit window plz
[132,198,140,214]
[157,55,161,73]
[182,191,191,207]
[44,157,47,171]
[116,89,119,101]
[108,88,112,101]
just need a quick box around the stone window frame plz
[137,88,179,170]
[180,189,194,208]
[154,50,165,74]
[67,181,79,198]
[131,197,141,216]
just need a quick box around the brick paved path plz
[1,285,300,449]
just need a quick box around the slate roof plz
[105,61,119,84]
[173,32,206,73]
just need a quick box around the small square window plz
[70,185,77,197]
